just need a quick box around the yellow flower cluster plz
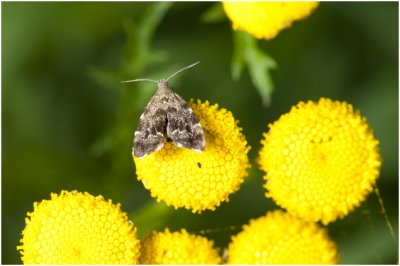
[139,228,221,264]
[227,210,339,264]
[20,96,383,263]
[258,98,381,224]
[223,2,319,40]
[17,191,140,264]
[134,99,251,213]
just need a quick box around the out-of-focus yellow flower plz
[258,98,381,224]
[139,228,221,264]
[223,2,319,40]
[17,190,140,264]
[227,210,339,264]
[134,100,251,213]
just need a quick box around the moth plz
[122,62,206,158]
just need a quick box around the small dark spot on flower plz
[197,162,202,168]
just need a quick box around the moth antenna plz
[121,78,158,84]
[166,61,200,82]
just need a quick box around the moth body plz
[133,80,206,158]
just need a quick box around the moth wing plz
[133,99,167,158]
[166,93,205,152]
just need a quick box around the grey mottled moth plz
[122,62,206,158]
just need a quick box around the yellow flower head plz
[17,190,141,264]
[223,2,319,40]
[227,210,339,264]
[133,100,251,213]
[139,228,222,264]
[258,98,381,224]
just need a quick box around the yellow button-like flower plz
[227,210,339,264]
[258,98,381,224]
[139,228,222,264]
[133,100,251,213]
[17,190,141,264]
[223,2,319,40]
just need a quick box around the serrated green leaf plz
[231,31,277,107]
[231,30,246,81]
[122,2,173,77]
[200,3,226,24]
[244,33,277,106]
[88,3,173,199]
[89,2,172,88]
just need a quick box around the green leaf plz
[200,3,226,24]
[121,2,173,77]
[244,33,277,106]
[231,30,246,81]
[89,2,172,88]
[88,3,173,200]
[231,31,277,106]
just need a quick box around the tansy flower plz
[227,210,339,264]
[17,190,141,264]
[223,2,319,40]
[133,99,251,213]
[139,228,222,264]
[258,98,381,224]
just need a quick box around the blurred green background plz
[2,2,398,264]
